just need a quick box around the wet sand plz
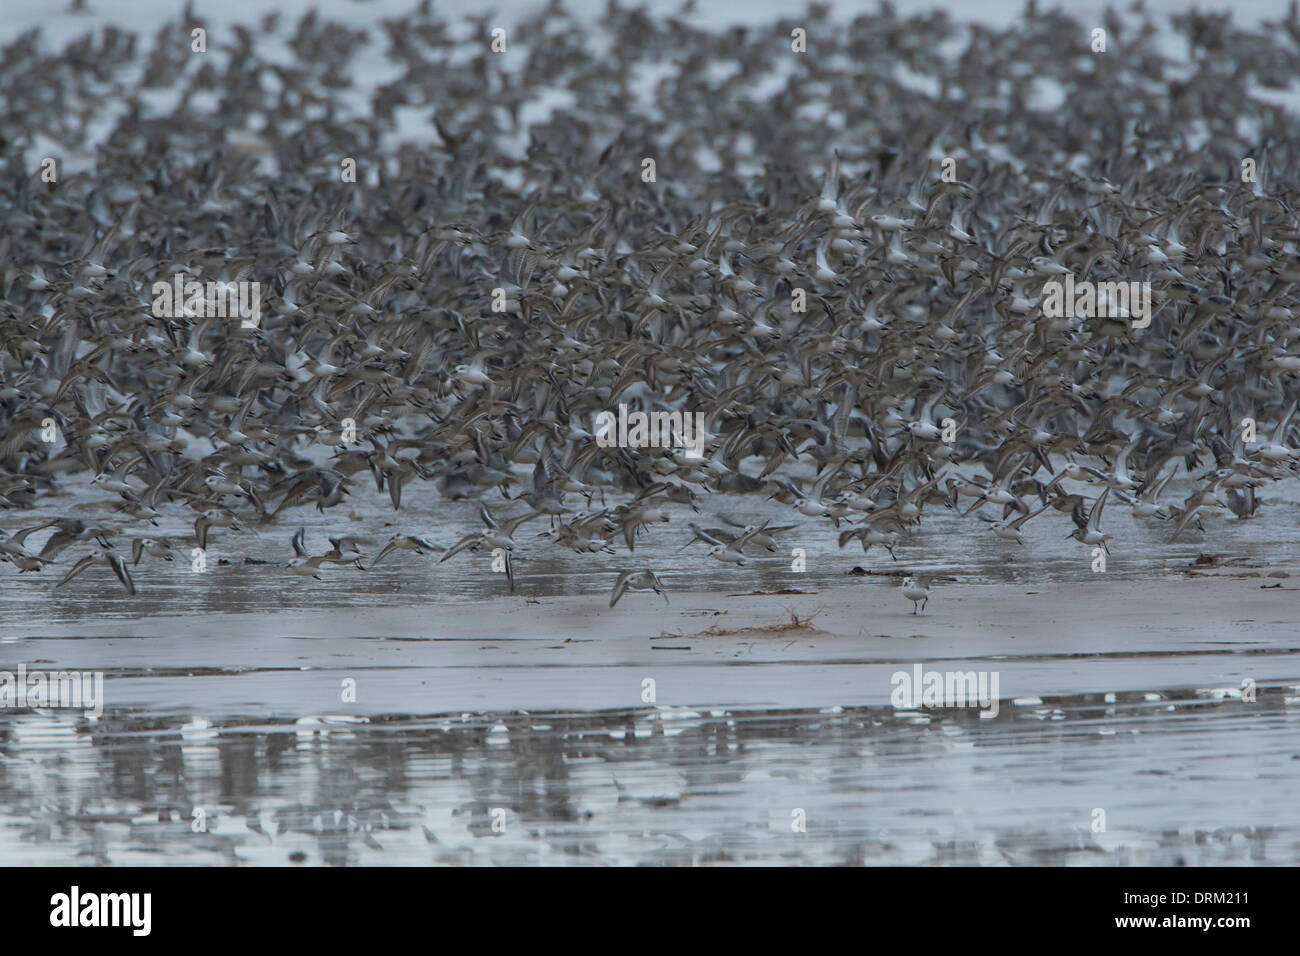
[8,575,1297,716]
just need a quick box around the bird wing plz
[1271,400,1297,445]
[53,554,98,591]
[734,520,772,551]
[439,533,481,562]
[1087,487,1110,532]
[687,523,728,547]
[819,149,840,206]
[609,570,634,608]
[371,536,401,566]
[107,552,136,595]
[503,510,541,536]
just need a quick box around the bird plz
[287,527,328,579]
[901,576,930,614]
[1068,487,1113,553]
[1169,479,1229,542]
[368,533,440,567]
[981,504,1047,545]
[716,515,794,553]
[131,537,175,565]
[609,569,669,609]
[53,549,136,595]
[440,503,540,566]
[838,522,902,560]
[684,522,772,566]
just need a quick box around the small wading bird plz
[439,502,540,590]
[682,522,773,566]
[979,504,1048,545]
[440,502,540,559]
[284,527,364,578]
[838,520,903,560]
[288,527,329,579]
[715,514,794,553]
[131,537,175,565]
[901,576,930,614]
[1067,487,1112,552]
[368,533,440,567]
[54,548,136,595]
[609,569,669,608]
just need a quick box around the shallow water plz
[3,688,1296,866]
[3,476,1299,623]
[4,480,1300,866]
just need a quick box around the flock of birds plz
[2,1,1300,616]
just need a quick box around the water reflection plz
[5,482,1300,624]
[3,688,1297,865]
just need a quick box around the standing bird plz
[901,576,930,614]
